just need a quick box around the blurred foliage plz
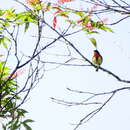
[0,0,113,129]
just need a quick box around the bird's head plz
[94,50,100,57]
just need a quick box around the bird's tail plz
[96,68,98,71]
[96,66,99,71]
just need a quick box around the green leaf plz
[74,11,85,17]
[3,8,16,20]
[2,124,7,130]
[56,11,69,17]
[23,119,34,124]
[87,31,99,34]
[24,22,29,32]
[22,119,34,130]
[2,42,8,49]
[10,119,20,130]
[17,108,28,117]
[46,2,51,10]
[0,36,10,48]
[89,37,97,48]
[22,122,32,130]
[33,4,42,10]
[100,26,113,32]
[66,20,76,24]
[0,10,4,16]
[16,11,38,25]
[82,16,90,25]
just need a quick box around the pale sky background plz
[1,0,130,130]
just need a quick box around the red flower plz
[53,16,57,29]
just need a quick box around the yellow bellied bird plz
[92,50,103,71]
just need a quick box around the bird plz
[92,50,103,71]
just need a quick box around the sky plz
[1,0,130,130]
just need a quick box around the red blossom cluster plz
[86,21,95,31]
[77,18,108,31]
[77,3,109,31]
[52,6,69,29]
